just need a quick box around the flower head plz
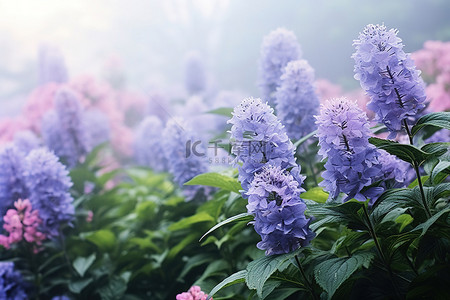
[176,285,210,300]
[184,51,207,95]
[134,116,168,172]
[258,28,302,105]
[0,262,27,299]
[42,87,91,167]
[352,24,426,138]
[23,149,74,237]
[38,45,68,85]
[276,60,320,139]
[229,97,297,192]
[0,146,28,223]
[162,118,210,201]
[316,98,383,202]
[248,165,314,255]
[13,130,41,154]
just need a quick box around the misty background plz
[1,0,450,116]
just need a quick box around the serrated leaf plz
[207,270,247,300]
[246,251,299,298]
[73,254,96,277]
[314,252,374,299]
[206,107,233,117]
[199,212,253,241]
[185,172,242,193]
[411,112,450,136]
[169,211,215,231]
[301,187,328,203]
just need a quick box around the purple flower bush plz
[184,51,207,95]
[276,59,320,139]
[134,116,168,172]
[352,24,426,138]
[162,118,210,201]
[247,165,314,255]
[0,145,74,238]
[316,97,383,202]
[0,262,27,299]
[258,28,302,105]
[42,87,91,168]
[228,97,297,192]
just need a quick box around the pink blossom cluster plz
[0,199,46,251]
[176,286,210,300]
[412,41,450,112]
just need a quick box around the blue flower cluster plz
[230,98,313,255]
[247,165,315,255]
[13,130,41,154]
[24,149,75,237]
[162,118,210,201]
[0,262,27,299]
[184,51,206,95]
[258,28,302,105]
[134,116,168,172]
[38,45,68,85]
[83,109,110,149]
[228,97,297,192]
[276,60,320,140]
[352,24,426,138]
[0,146,28,223]
[42,87,91,168]
[0,145,74,237]
[376,149,409,191]
[316,98,383,202]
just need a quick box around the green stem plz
[403,119,432,218]
[294,255,318,300]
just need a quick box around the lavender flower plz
[13,130,41,154]
[248,165,314,255]
[352,24,426,138]
[316,98,383,202]
[162,118,210,201]
[228,97,297,192]
[276,60,320,139]
[23,149,74,237]
[38,45,68,85]
[83,109,110,148]
[134,116,168,172]
[0,262,27,299]
[0,146,27,224]
[258,28,302,105]
[42,87,91,167]
[184,51,206,95]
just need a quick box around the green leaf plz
[97,276,127,300]
[369,138,445,164]
[431,160,450,184]
[301,187,328,203]
[167,233,198,259]
[413,208,450,237]
[206,107,233,117]
[185,172,242,193]
[83,230,116,252]
[169,211,215,231]
[395,214,414,232]
[246,251,299,298]
[207,270,247,299]
[314,252,374,299]
[408,176,430,188]
[69,277,93,294]
[411,112,450,136]
[199,212,253,241]
[73,254,96,277]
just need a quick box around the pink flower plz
[176,286,210,300]
[0,199,46,250]
[86,211,93,223]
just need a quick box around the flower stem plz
[403,119,432,218]
[294,255,318,300]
